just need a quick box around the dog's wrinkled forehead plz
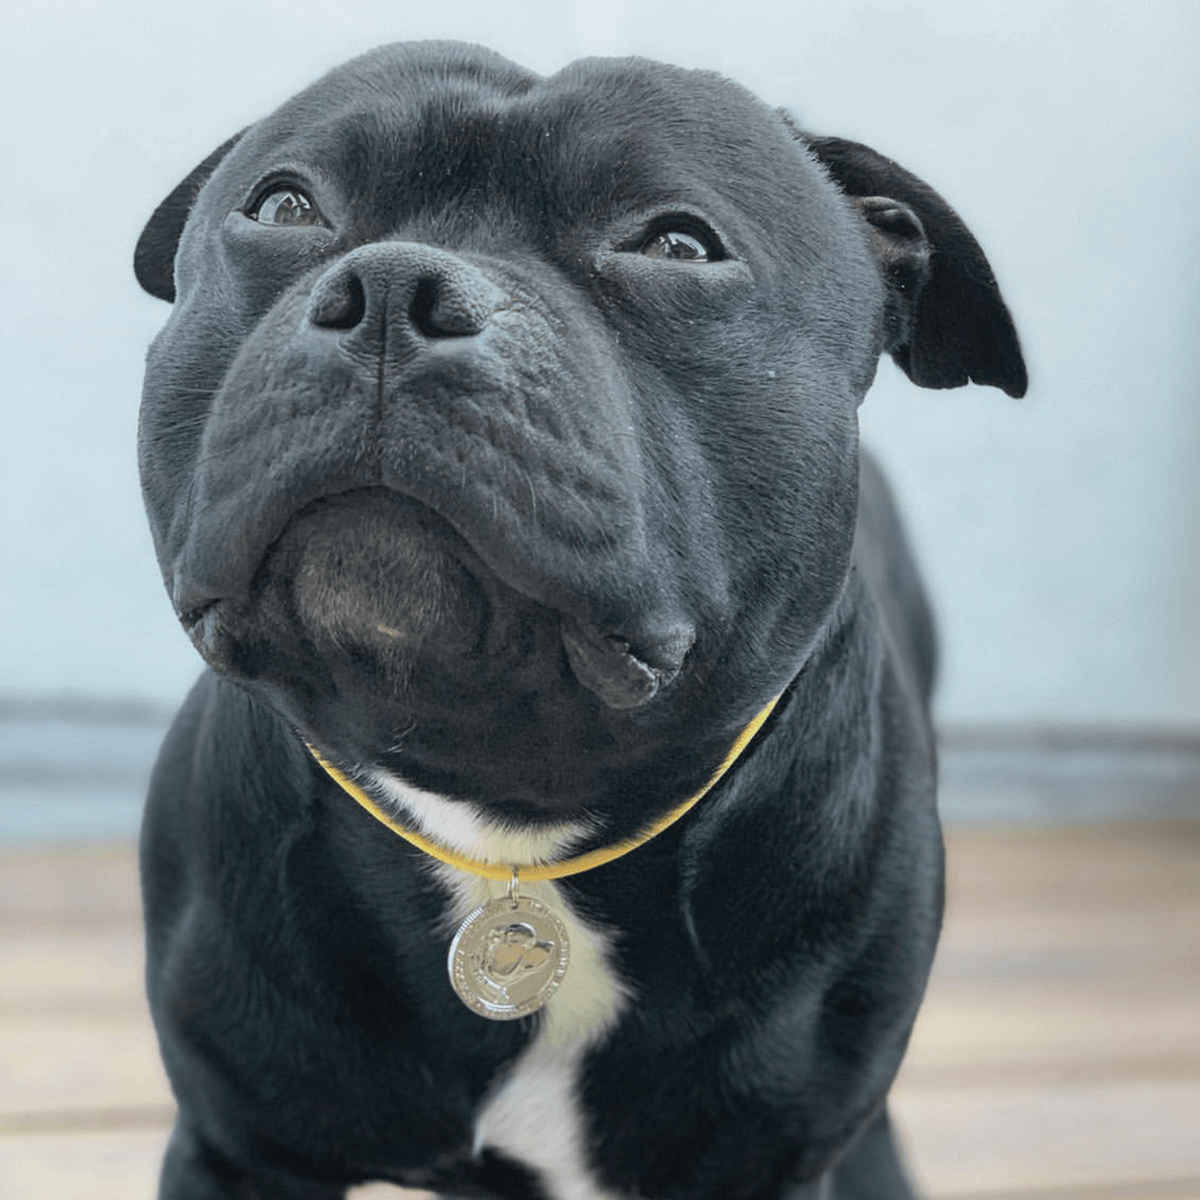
[202,42,829,255]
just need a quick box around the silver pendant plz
[447,875,570,1020]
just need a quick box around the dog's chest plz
[371,774,630,1200]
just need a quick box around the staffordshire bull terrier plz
[134,40,1026,1200]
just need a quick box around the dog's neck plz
[306,693,780,882]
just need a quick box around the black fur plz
[135,41,1024,1199]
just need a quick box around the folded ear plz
[804,134,1027,398]
[134,132,245,302]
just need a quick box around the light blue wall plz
[2,0,1198,727]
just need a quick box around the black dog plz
[134,41,1025,1200]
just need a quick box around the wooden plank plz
[0,1013,173,1127]
[892,1081,1200,1197]
[893,822,1200,1197]
[0,1130,169,1200]
[0,844,141,928]
[0,846,172,1128]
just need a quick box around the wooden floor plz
[1,822,1198,1199]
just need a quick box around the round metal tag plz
[447,895,570,1020]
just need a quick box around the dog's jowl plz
[135,41,1025,1200]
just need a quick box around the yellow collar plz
[307,693,780,883]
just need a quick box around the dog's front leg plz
[157,1118,348,1200]
[803,1107,917,1200]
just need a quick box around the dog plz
[134,40,1025,1200]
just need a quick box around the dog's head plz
[136,42,1024,823]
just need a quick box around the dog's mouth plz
[182,488,694,746]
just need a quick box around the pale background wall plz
[2,0,1198,729]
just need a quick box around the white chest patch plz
[369,771,632,1200]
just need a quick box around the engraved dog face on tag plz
[448,896,570,1020]
[485,922,554,978]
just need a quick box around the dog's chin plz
[190,489,542,702]
[180,491,689,805]
[262,491,492,671]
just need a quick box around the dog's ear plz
[134,132,245,303]
[803,133,1027,398]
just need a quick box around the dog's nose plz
[306,243,506,341]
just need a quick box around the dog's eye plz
[640,230,713,262]
[248,185,326,228]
